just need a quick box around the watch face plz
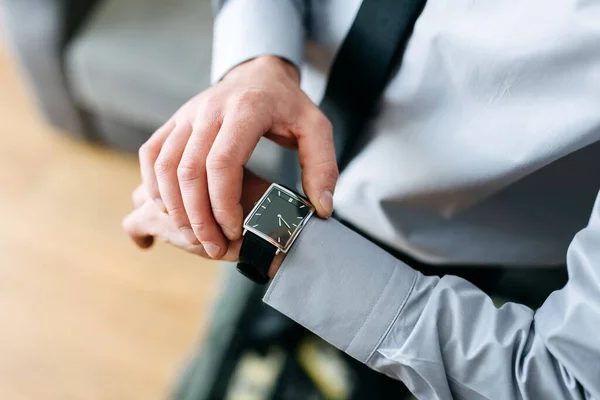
[245,184,313,250]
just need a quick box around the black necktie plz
[319,0,427,170]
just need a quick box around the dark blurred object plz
[173,270,409,400]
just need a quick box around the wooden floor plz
[0,38,220,399]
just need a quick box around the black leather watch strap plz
[237,231,278,285]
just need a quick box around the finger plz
[132,185,147,208]
[139,120,176,212]
[221,238,243,262]
[295,107,338,218]
[178,114,228,259]
[154,121,198,245]
[206,109,267,240]
[122,211,154,249]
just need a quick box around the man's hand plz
[138,56,338,260]
[123,170,283,277]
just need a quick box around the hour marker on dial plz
[255,213,261,216]
[288,198,293,203]
[292,223,297,227]
[297,217,303,219]
[267,197,271,202]
[278,191,281,196]
[299,205,305,208]
[288,230,291,235]
[252,224,258,228]
[278,237,281,243]
[261,205,266,209]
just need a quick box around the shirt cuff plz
[211,0,305,83]
[264,218,419,363]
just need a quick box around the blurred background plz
[0,1,222,398]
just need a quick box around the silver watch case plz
[242,183,315,254]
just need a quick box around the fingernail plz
[202,242,221,258]
[154,198,167,213]
[222,226,238,240]
[319,190,334,216]
[181,227,198,244]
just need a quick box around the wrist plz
[223,55,300,85]
[239,182,313,283]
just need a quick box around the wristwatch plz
[237,183,315,284]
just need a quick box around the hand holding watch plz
[123,176,316,284]
[237,183,315,284]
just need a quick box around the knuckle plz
[196,105,220,128]
[177,159,201,183]
[296,109,333,140]
[206,151,232,173]
[211,205,227,220]
[231,88,268,111]
[199,90,221,109]
[165,204,187,222]
[189,220,210,236]
[154,154,175,177]
[309,109,332,133]
[212,206,238,226]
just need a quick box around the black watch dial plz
[245,185,313,249]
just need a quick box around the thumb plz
[122,209,155,249]
[296,109,338,218]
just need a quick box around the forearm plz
[265,192,600,399]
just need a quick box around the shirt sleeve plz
[264,191,600,399]
[211,0,307,83]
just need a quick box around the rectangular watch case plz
[243,183,315,254]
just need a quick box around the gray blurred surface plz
[0,0,285,179]
[65,0,213,131]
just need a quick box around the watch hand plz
[277,215,282,227]
[280,216,291,229]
